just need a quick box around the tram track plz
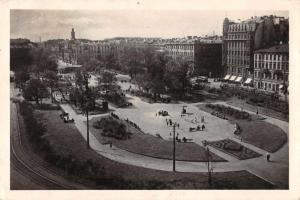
[10,101,87,190]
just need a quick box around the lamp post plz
[172,123,176,172]
[84,73,90,149]
[170,121,179,172]
[206,147,213,188]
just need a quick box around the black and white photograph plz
[1,0,300,199]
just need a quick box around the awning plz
[235,77,243,82]
[224,75,230,80]
[244,78,252,84]
[229,76,237,81]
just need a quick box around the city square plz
[9,9,289,190]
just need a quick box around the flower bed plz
[206,104,251,120]
[207,139,261,160]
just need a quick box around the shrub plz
[18,101,169,189]
[206,104,251,120]
[93,117,132,140]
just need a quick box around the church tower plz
[71,28,76,40]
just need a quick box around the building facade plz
[164,37,222,77]
[194,42,222,77]
[222,15,289,85]
[56,29,125,65]
[253,44,288,93]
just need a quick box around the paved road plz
[60,97,289,188]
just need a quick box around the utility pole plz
[172,123,176,172]
[206,147,213,188]
[84,73,90,148]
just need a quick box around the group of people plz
[189,124,206,132]
[165,118,179,128]
[125,118,141,130]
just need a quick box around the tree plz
[78,53,101,72]
[23,79,48,104]
[164,57,192,97]
[98,71,116,93]
[119,45,145,79]
[15,71,30,90]
[73,71,97,110]
[44,70,58,103]
[10,39,34,72]
[30,48,57,74]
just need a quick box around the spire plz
[71,28,76,40]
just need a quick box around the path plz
[60,97,289,188]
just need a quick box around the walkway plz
[60,98,289,188]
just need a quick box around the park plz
[10,36,289,189]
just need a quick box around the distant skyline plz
[10,10,288,42]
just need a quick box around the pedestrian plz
[256,109,259,115]
[266,153,270,162]
[167,121,168,126]
[202,124,205,131]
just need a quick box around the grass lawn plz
[227,97,288,122]
[197,104,287,153]
[89,116,226,162]
[236,120,287,153]
[207,139,261,160]
[26,109,275,189]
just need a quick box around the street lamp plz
[206,147,213,188]
[83,73,90,148]
[170,121,179,172]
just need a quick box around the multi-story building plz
[222,15,289,85]
[194,41,222,77]
[253,44,288,93]
[56,29,126,65]
[165,40,195,61]
[164,36,222,77]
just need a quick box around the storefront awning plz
[229,76,237,81]
[224,75,230,80]
[244,78,252,84]
[235,77,243,82]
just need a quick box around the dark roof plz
[255,44,289,53]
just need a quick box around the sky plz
[10,10,288,42]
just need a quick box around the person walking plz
[202,124,205,131]
[266,153,271,162]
